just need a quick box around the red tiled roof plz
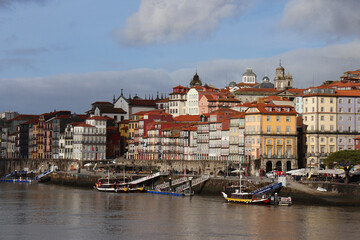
[230,112,245,119]
[174,115,201,122]
[20,118,39,125]
[245,103,297,115]
[335,90,360,97]
[156,98,169,103]
[7,114,38,122]
[129,99,157,106]
[181,126,197,131]
[88,116,110,120]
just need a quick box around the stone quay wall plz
[0,157,231,177]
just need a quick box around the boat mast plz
[123,167,125,183]
[239,163,242,193]
[107,161,110,184]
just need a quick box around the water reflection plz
[1,182,360,240]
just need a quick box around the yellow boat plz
[222,191,271,204]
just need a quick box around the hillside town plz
[1,65,360,176]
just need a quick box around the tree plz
[323,150,360,184]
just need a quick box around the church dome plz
[190,72,202,87]
[242,68,257,77]
[276,64,284,71]
[229,81,237,87]
[262,76,270,82]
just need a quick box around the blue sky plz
[1,0,360,114]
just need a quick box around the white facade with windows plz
[73,117,107,161]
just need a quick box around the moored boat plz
[128,184,145,192]
[95,178,128,192]
[222,190,271,204]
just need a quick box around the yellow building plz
[302,87,337,168]
[119,119,129,156]
[245,103,298,175]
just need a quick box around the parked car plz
[266,171,276,178]
[266,170,283,178]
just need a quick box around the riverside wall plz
[2,158,360,206]
[47,172,360,206]
[0,157,231,177]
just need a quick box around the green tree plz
[323,150,360,184]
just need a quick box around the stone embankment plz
[46,172,360,206]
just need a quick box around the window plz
[330,116,334,121]
[330,146,334,153]
[320,146,325,153]
[330,99,333,103]
[320,107,324,112]
[348,99,352,104]
[312,98,315,103]
[320,116,324,121]
[321,125,324,131]
[321,98,324,103]
[276,126,280,134]
[330,125,334,131]
[339,108,343,113]
[330,107,333,112]
[311,116,314,121]
[339,99,343,104]
[266,115,271,122]
[286,126,290,134]
[267,126,271,134]
[286,116,290,122]
[276,116,280,122]
[348,108,352,113]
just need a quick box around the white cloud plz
[0,69,173,114]
[171,40,360,89]
[115,0,247,46]
[2,40,360,114]
[282,0,360,40]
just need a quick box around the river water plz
[1,183,360,240]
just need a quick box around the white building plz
[242,68,257,84]
[169,85,189,117]
[73,116,107,161]
[186,88,200,115]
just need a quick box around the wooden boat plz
[95,178,128,192]
[95,178,117,192]
[128,185,145,192]
[222,190,271,204]
[222,165,270,204]
[114,183,129,193]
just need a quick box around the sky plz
[1,0,360,114]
